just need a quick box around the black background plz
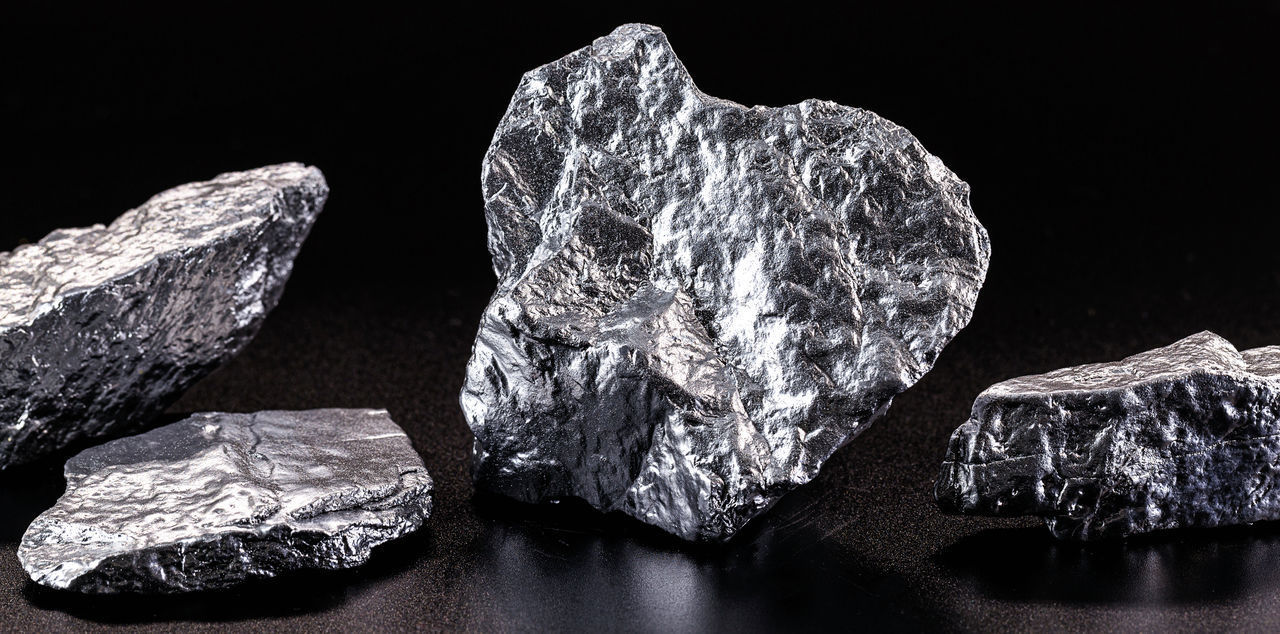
[2,3,1278,631]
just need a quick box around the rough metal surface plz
[462,24,991,541]
[0,164,327,468]
[936,331,1280,540]
[19,409,433,593]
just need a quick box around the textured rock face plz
[936,331,1280,540]
[19,409,433,593]
[0,164,326,468]
[462,24,990,540]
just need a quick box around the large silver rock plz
[936,331,1280,540]
[462,24,991,541]
[0,163,326,468]
[19,409,433,593]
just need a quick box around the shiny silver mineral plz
[462,24,990,540]
[0,163,326,468]
[19,409,433,593]
[936,331,1280,540]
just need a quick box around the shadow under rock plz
[935,523,1280,606]
[22,526,437,624]
[0,460,68,542]
[467,491,938,632]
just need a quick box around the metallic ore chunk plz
[936,331,1280,540]
[462,24,990,540]
[19,409,433,593]
[0,164,327,468]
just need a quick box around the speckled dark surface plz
[1,5,1278,632]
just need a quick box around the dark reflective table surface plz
[1,277,1278,631]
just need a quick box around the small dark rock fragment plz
[936,331,1280,540]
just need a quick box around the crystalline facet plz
[936,331,1280,540]
[19,409,432,593]
[462,24,990,540]
[0,164,326,468]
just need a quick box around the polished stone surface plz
[463,23,989,541]
[0,164,327,468]
[19,409,432,593]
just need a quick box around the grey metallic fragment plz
[462,24,990,541]
[19,409,433,593]
[936,331,1280,540]
[0,164,326,468]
